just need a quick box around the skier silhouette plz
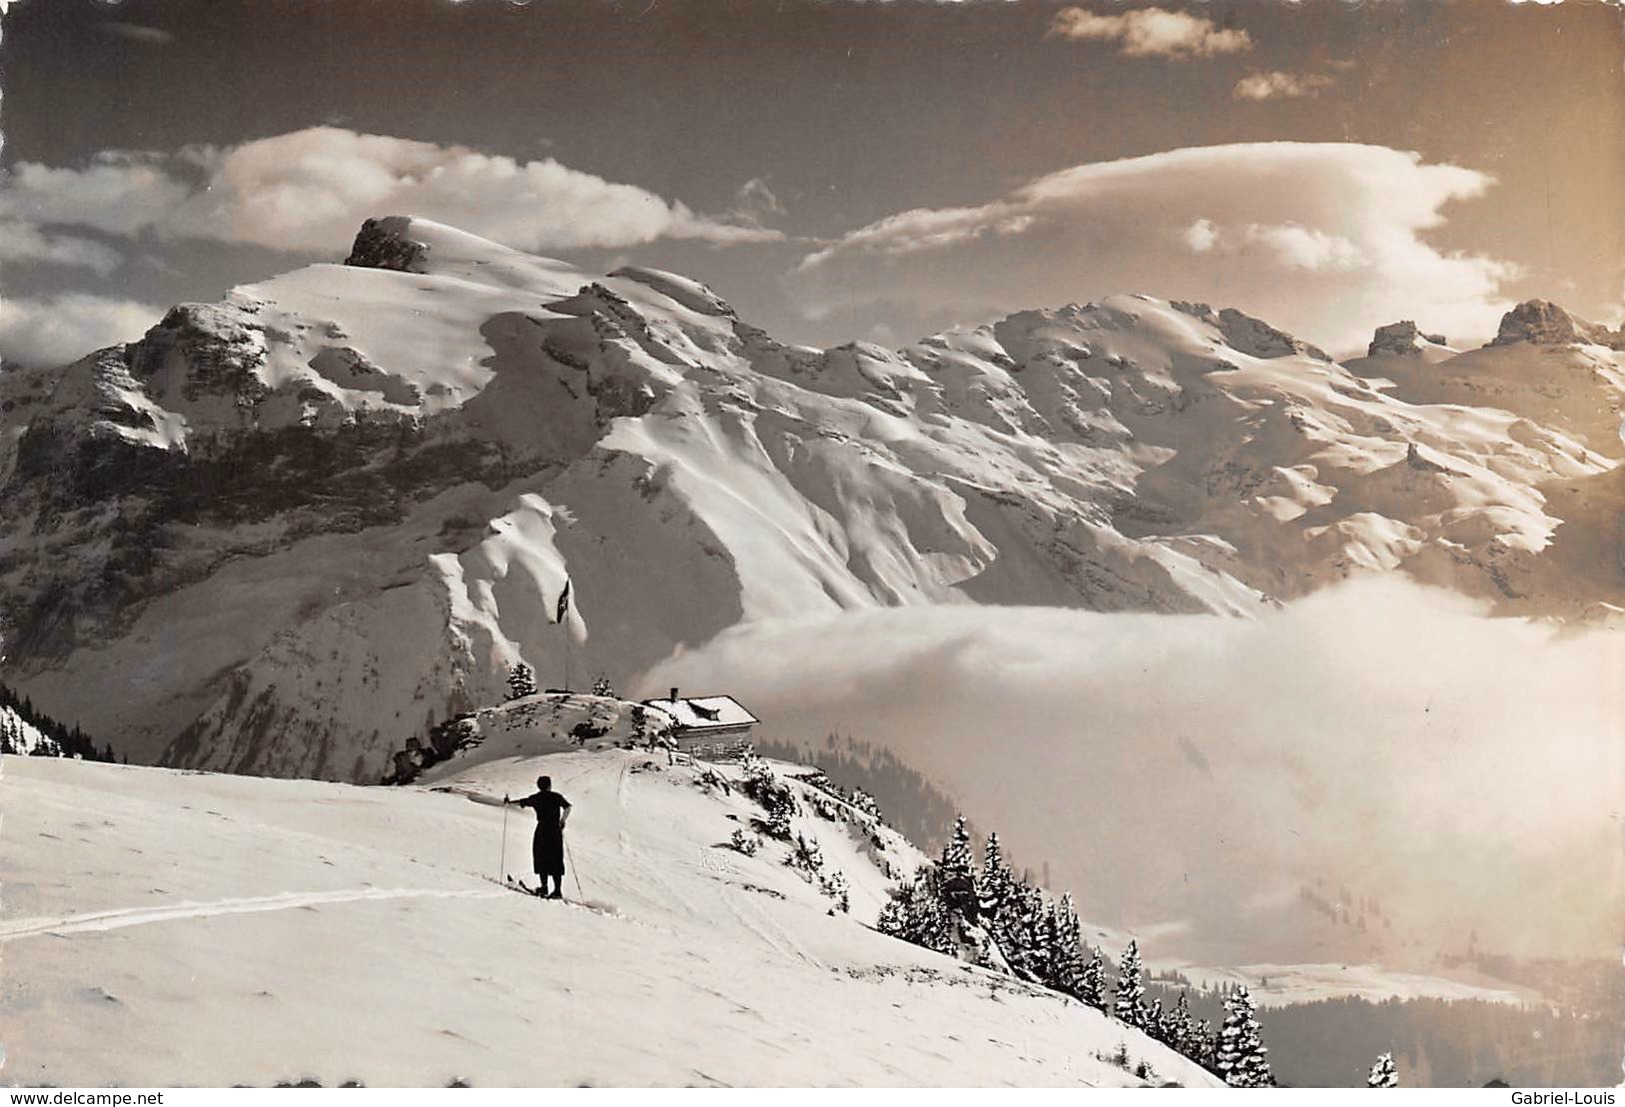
[505,775,572,898]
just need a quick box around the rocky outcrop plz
[1214,307,1331,361]
[1491,300,1625,350]
[344,216,429,273]
[1492,301,1586,347]
[1368,321,1447,357]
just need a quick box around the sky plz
[0,0,1621,367]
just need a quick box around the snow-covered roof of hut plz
[641,693,759,732]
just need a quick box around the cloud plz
[0,127,782,256]
[1233,69,1337,101]
[1188,220,1367,272]
[731,177,785,225]
[0,220,123,275]
[644,578,1625,962]
[0,293,162,367]
[1049,6,1251,59]
[98,21,174,45]
[790,142,1518,352]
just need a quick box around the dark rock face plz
[344,216,429,273]
[1215,308,1331,362]
[1492,301,1586,347]
[1368,321,1447,357]
[1488,300,1625,350]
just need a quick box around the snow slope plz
[0,749,1217,1087]
[0,706,50,756]
[3,217,1623,780]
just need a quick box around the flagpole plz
[556,577,572,692]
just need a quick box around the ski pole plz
[565,836,584,899]
[499,797,510,882]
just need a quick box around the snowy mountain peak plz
[1490,299,1625,351]
[3,220,1624,780]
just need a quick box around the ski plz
[483,874,619,917]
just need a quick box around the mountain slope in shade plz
[1,216,1621,781]
[0,749,1219,1087]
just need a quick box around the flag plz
[555,577,571,624]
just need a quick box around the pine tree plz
[629,704,650,747]
[1078,947,1107,1011]
[1367,1052,1399,1088]
[505,661,537,701]
[1215,985,1274,1088]
[978,831,1016,936]
[1032,898,1063,989]
[1189,1020,1215,1072]
[1048,892,1086,997]
[1146,997,1165,1042]
[1170,992,1196,1058]
[1004,883,1049,982]
[939,816,976,885]
[591,675,615,698]
[1193,1019,1216,1071]
[1114,939,1147,1027]
[849,786,883,823]
[878,868,955,956]
[936,815,979,919]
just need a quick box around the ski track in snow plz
[0,886,505,942]
[0,750,1228,1086]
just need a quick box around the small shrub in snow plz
[591,675,615,698]
[786,832,825,875]
[1367,1052,1399,1088]
[740,755,797,840]
[505,661,537,701]
[822,869,851,914]
[849,786,884,824]
[783,832,850,913]
[728,828,762,857]
[877,868,954,955]
[694,767,731,796]
[807,793,843,823]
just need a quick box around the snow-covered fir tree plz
[1077,947,1107,1011]
[591,675,615,697]
[740,755,798,840]
[1146,997,1165,1042]
[1192,1019,1217,1071]
[1367,1052,1399,1088]
[1003,884,1047,983]
[877,868,954,955]
[1048,892,1086,997]
[848,786,883,823]
[935,815,979,920]
[1113,939,1147,1028]
[505,661,537,701]
[1215,985,1274,1088]
[629,704,651,747]
[1169,992,1196,1059]
[978,832,1014,922]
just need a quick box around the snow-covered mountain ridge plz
[0,743,1220,1087]
[1,215,1622,780]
